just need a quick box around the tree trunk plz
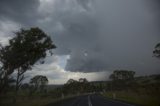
[14,68,23,103]
[0,72,9,95]
[15,69,20,95]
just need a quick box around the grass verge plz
[103,91,160,106]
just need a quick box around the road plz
[46,94,137,106]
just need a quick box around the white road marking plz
[88,95,92,106]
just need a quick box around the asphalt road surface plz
[46,94,137,106]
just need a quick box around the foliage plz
[62,78,100,95]
[108,70,136,90]
[153,43,160,58]
[0,27,56,94]
[109,70,135,81]
[29,75,48,95]
[104,74,160,106]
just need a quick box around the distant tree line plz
[107,69,160,95]
[49,78,106,98]
[63,78,94,95]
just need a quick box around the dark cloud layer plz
[52,0,160,74]
[0,0,40,25]
[0,0,160,75]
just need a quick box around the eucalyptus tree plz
[0,27,56,94]
[79,78,88,83]
[153,43,160,58]
[78,78,89,93]
[30,75,48,94]
[109,70,135,81]
[109,70,135,90]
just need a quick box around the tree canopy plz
[109,70,135,81]
[153,43,160,58]
[30,75,48,92]
[0,27,56,93]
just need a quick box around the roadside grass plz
[0,93,80,106]
[103,90,160,106]
[14,97,58,106]
[0,96,59,106]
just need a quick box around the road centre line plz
[88,95,92,106]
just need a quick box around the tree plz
[0,27,56,94]
[39,76,48,93]
[29,75,48,95]
[63,78,90,95]
[21,83,29,90]
[109,70,135,81]
[78,78,89,93]
[0,77,15,94]
[64,79,78,94]
[153,43,160,58]
[79,78,88,83]
[109,70,135,90]
[66,79,77,85]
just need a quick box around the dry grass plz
[103,90,160,106]
[0,95,60,106]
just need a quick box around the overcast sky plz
[0,0,160,84]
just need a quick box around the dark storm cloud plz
[0,0,160,74]
[0,0,40,25]
[147,0,160,29]
[51,0,160,74]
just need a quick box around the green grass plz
[103,91,160,106]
